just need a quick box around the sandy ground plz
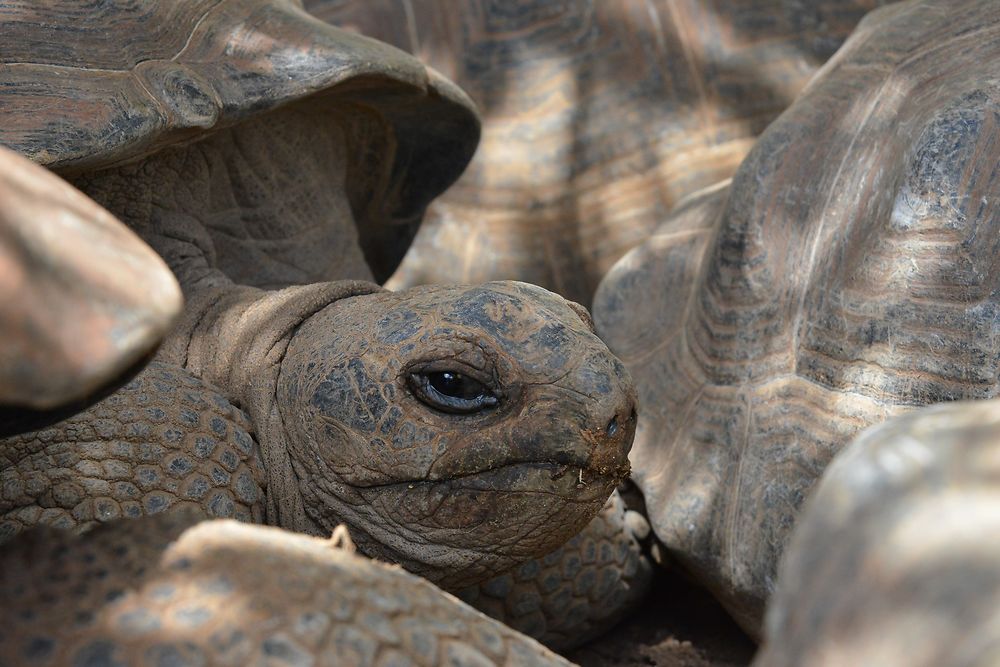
[567,569,757,667]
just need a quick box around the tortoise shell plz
[594,0,1000,635]
[0,0,480,282]
[307,0,894,304]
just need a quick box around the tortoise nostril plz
[630,407,637,423]
[606,416,619,438]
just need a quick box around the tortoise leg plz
[0,362,266,542]
[455,490,652,651]
[0,510,571,666]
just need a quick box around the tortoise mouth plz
[355,459,627,500]
[415,416,635,487]
[351,460,623,587]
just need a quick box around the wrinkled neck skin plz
[164,280,382,533]
[69,105,383,532]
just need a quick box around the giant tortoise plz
[0,0,646,657]
[0,145,180,436]
[307,0,894,305]
[594,0,1000,636]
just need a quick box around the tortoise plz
[0,358,650,653]
[593,0,1000,637]
[756,398,1000,667]
[0,144,180,436]
[0,0,646,655]
[305,0,894,306]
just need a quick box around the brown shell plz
[306,0,892,304]
[0,145,180,430]
[593,0,1000,635]
[0,0,480,280]
[757,399,1000,667]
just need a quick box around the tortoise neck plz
[159,279,383,532]
[161,280,382,409]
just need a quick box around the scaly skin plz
[0,363,266,540]
[457,490,652,650]
[0,510,572,666]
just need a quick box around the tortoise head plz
[276,280,636,586]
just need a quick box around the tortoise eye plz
[408,371,499,414]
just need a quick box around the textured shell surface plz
[307,0,895,305]
[594,0,1000,636]
[0,0,474,170]
[0,0,481,281]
